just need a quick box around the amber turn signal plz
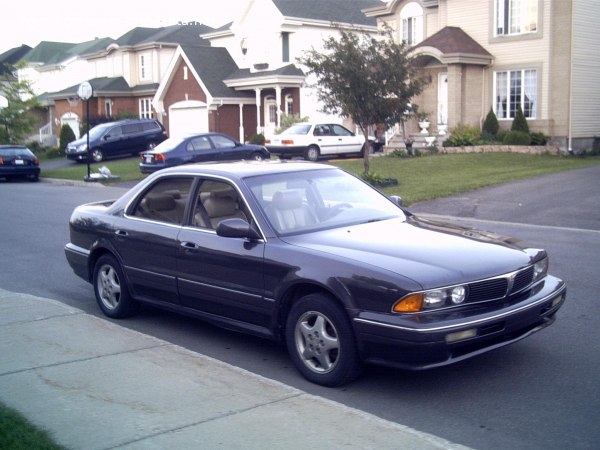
[393,293,424,313]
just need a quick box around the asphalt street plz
[0,162,599,449]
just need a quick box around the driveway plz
[409,164,600,231]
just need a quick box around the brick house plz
[153,0,379,141]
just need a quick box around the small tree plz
[482,107,499,138]
[59,124,76,152]
[511,105,529,134]
[300,25,428,174]
[0,62,40,144]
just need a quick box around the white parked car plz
[266,123,370,161]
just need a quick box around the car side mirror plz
[216,218,261,240]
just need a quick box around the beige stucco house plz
[365,0,600,152]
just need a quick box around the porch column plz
[255,88,262,134]
[447,65,463,129]
[275,86,282,129]
[239,104,244,142]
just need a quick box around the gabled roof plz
[48,76,159,99]
[412,26,493,66]
[23,41,76,65]
[116,24,214,47]
[138,24,214,46]
[181,46,253,98]
[0,44,31,75]
[68,38,116,58]
[272,0,378,26]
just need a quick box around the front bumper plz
[66,150,88,161]
[353,275,566,369]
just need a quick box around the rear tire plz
[304,145,320,162]
[286,293,361,386]
[93,254,137,318]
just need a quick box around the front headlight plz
[76,143,88,152]
[393,284,468,313]
[533,257,549,282]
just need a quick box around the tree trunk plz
[362,130,371,174]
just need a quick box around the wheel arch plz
[275,281,350,342]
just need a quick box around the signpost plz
[77,81,93,181]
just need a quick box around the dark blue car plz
[0,145,40,181]
[139,132,270,174]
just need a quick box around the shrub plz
[530,131,549,146]
[482,108,499,137]
[59,125,76,151]
[511,106,530,134]
[248,133,265,145]
[502,130,531,145]
[45,146,63,158]
[442,124,481,147]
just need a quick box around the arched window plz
[400,2,424,45]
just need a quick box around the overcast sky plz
[1,0,247,51]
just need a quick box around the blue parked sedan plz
[139,132,270,173]
[0,145,40,181]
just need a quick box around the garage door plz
[168,100,208,137]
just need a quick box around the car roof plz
[153,160,335,179]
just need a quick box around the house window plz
[400,2,423,45]
[282,32,290,63]
[494,69,537,119]
[139,98,153,119]
[495,0,538,36]
[139,53,150,81]
[285,95,293,115]
[183,66,188,80]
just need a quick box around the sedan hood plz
[282,216,537,289]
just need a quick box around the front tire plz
[304,145,320,162]
[250,152,265,161]
[93,254,136,318]
[91,148,104,163]
[285,293,361,386]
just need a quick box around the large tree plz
[299,26,428,173]
[0,63,40,144]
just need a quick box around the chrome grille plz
[468,277,508,302]
[511,266,534,293]
[466,265,536,305]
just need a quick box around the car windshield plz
[81,123,113,141]
[245,168,406,235]
[280,124,311,135]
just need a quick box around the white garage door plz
[168,100,208,137]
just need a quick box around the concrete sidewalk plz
[0,288,470,450]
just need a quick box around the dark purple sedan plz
[65,161,566,386]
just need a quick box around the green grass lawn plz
[0,403,64,449]
[41,153,600,205]
[334,152,600,204]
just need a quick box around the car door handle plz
[180,241,199,249]
[115,230,128,237]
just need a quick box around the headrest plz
[272,190,303,210]
[145,195,176,211]
[204,195,238,217]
